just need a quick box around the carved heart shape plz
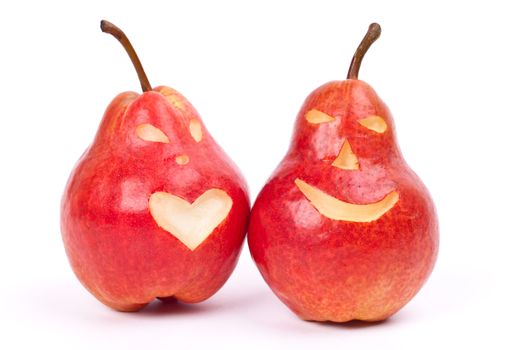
[149,189,233,250]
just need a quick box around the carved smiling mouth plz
[295,179,399,223]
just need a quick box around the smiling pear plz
[60,21,249,311]
[248,23,438,322]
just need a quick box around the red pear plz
[248,23,438,322]
[61,21,250,311]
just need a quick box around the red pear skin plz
[61,87,250,311]
[248,27,438,322]
[61,22,249,311]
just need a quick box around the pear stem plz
[347,23,381,80]
[100,20,152,92]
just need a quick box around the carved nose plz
[176,154,190,165]
[331,139,359,170]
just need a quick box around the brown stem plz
[100,20,152,92]
[347,23,381,80]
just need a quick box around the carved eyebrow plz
[135,123,170,143]
[358,116,388,133]
[305,109,336,124]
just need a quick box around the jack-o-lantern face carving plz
[99,87,235,251]
[247,78,438,323]
[143,88,233,251]
[290,80,401,223]
[247,24,438,323]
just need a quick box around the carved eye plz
[135,123,170,143]
[189,119,203,142]
[305,109,335,124]
[358,116,387,133]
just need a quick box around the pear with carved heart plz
[61,21,249,311]
[248,23,438,322]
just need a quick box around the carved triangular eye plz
[358,116,387,133]
[136,123,170,143]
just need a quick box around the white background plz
[1,0,524,348]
